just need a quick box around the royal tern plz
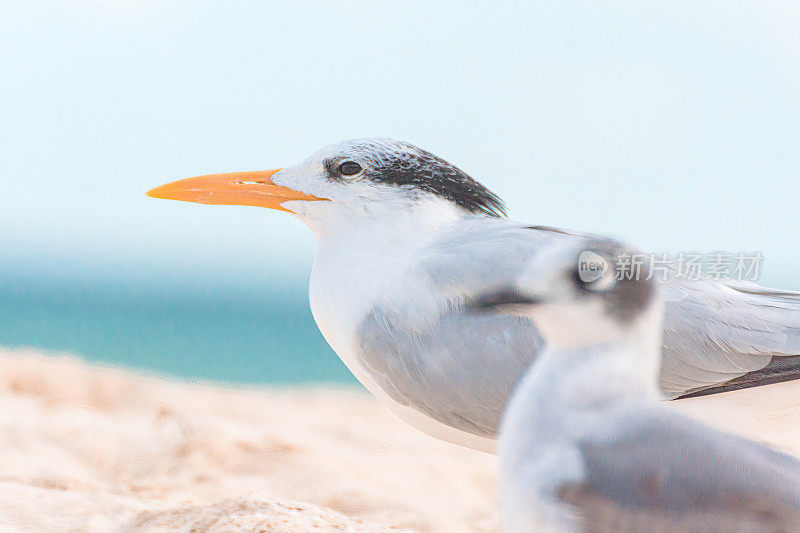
[482,239,800,532]
[148,138,800,453]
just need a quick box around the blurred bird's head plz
[147,138,505,238]
[475,239,662,349]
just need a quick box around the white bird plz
[478,239,800,533]
[147,138,800,453]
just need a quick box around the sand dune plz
[4,349,800,532]
[0,350,497,532]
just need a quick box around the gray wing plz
[661,276,800,398]
[355,220,800,437]
[560,487,800,533]
[563,406,800,533]
[357,220,578,437]
[358,307,540,437]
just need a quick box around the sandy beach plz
[0,350,497,532]
[4,349,800,532]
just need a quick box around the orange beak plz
[146,169,329,212]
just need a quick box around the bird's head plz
[475,239,661,349]
[147,138,505,237]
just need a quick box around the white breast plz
[307,195,457,375]
[305,198,497,452]
[309,233,417,384]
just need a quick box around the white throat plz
[296,194,467,381]
[541,301,664,401]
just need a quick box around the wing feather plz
[354,220,800,437]
[563,406,800,532]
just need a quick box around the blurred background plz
[1,1,798,386]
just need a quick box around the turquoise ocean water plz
[0,274,357,386]
[2,265,796,386]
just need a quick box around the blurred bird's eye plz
[573,267,616,293]
[338,161,362,176]
[574,250,615,292]
[586,272,616,292]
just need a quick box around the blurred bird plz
[148,138,800,453]
[478,239,800,533]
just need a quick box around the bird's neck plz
[500,333,662,473]
[303,195,469,249]
[547,341,661,406]
[530,300,664,405]
[306,196,472,310]
[303,197,474,368]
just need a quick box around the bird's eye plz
[338,161,362,176]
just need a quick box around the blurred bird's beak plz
[473,289,544,311]
[146,169,329,212]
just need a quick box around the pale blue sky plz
[2,1,798,292]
